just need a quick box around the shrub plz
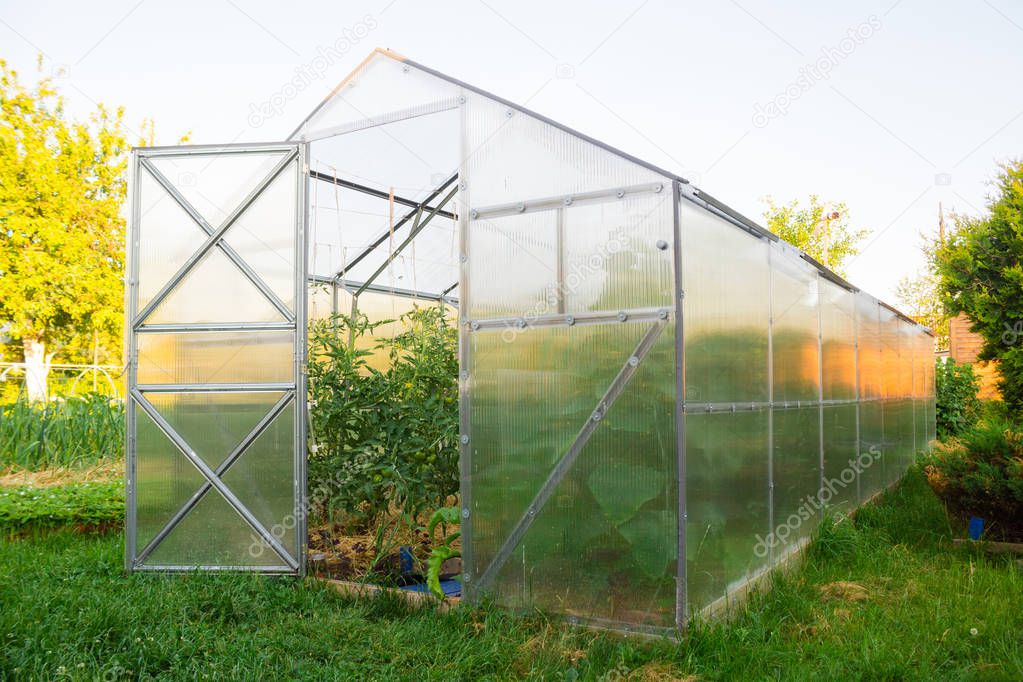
[923,419,1023,541]
[935,358,980,440]
[307,305,458,528]
[1,393,123,471]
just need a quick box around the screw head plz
[461,507,470,518]
[564,196,573,206]
[470,209,479,220]
[617,311,628,322]
[460,435,470,445]
[653,183,663,193]
[658,309,668,320]
[616,189,625,199]
[516,202,525,213]
[566,315,575,326]
[655,239,669,251]
[516,318,526,329]
[470,321,480,331]
[628,356,639,367]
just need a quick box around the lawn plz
[1,468,1021,680]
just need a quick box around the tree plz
[0,58,130,400]
[762,195,868,277]
[896,268,948,350]
[933,160,1023,411]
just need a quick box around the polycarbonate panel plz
[295,52,461,141]
[147,245,287,325]
[147,487,285,568]
[145,392,285,469]
[223,401,298,560]
[822,403,859,513]
[134,402,207,552]
[463,91,665,208]
[681,199,770,403]
[685,408,769,614]
[771,248,821,403]
[137,331,293,385]
[221,161,298,310]
[481,323,677,628]
[858,400,885,501]
[136,169,208,310]
[771,406,822,549]
[148,151,286,228]
[819,279,857,401]
[879,307,899,399]
[856,294,882,400]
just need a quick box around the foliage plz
[933,160,1023,411]
[923,419,1023,541]
[2,470,1022,679]
[762,195,868,277]
[896,268,949,350]
[424,505,460,600]
[1,393,123,470]
[0,480,123,533]
[0,58,131,368]
[935,358,980,440]
[307,304,458,528]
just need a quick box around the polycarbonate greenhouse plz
[124,48,936,634]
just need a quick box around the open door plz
[125,142,307,574]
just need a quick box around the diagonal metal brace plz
[474,319,667,592]
[134,391,295,565]
[131,390,299,570]
[353,184,459,297]
[135,152,298,326]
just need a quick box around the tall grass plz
[0,394,123,471]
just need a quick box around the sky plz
[1,0,1021,306]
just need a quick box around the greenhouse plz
[124,48,936,634]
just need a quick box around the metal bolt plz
[516,318,526,329]
[566,315,575,326]
[617,311,628,322]
[505,109,514,118]
[460,435,470,445]
[460,254,468,263]
[470,209,479,220]
[516,202,525,213]
[461,507,470,519]
[470,321,480,331]
[464,573,471,583]
[655,239,669,251]
[616,189,625,199]
[658,309,668,320]
[564,196,573,206]
[528,507,535,516]
[460,371,469,381]
[653,183,663,193]
[628,356,639,367]
[592,411,602,422]
[402,65,410,73]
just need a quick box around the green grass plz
[0,394,123,470]
[0,480,123,535]
[1,468,1021,680]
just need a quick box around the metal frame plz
[125,141,307,575]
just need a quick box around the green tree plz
[0,59,131,400]
[896,268,948,350]
[762,195,868,277]
[933,160,1023,411]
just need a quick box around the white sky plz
[1,0,1021,306]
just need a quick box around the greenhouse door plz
[125,143,307,574]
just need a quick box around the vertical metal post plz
[295,142,309,576]
[853,294,862,504]
[124,150,141,572]
[816,273,825,502]
[456,88,474,600]
[671,180,687,628]
[766,243,775,565]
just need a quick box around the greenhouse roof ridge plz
[292,48,931,336]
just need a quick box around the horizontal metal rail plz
[468,307,670,331]
[136,382,295,393]
[297,97,462,141]
[470,182,664,221]
[136,322,296,333]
